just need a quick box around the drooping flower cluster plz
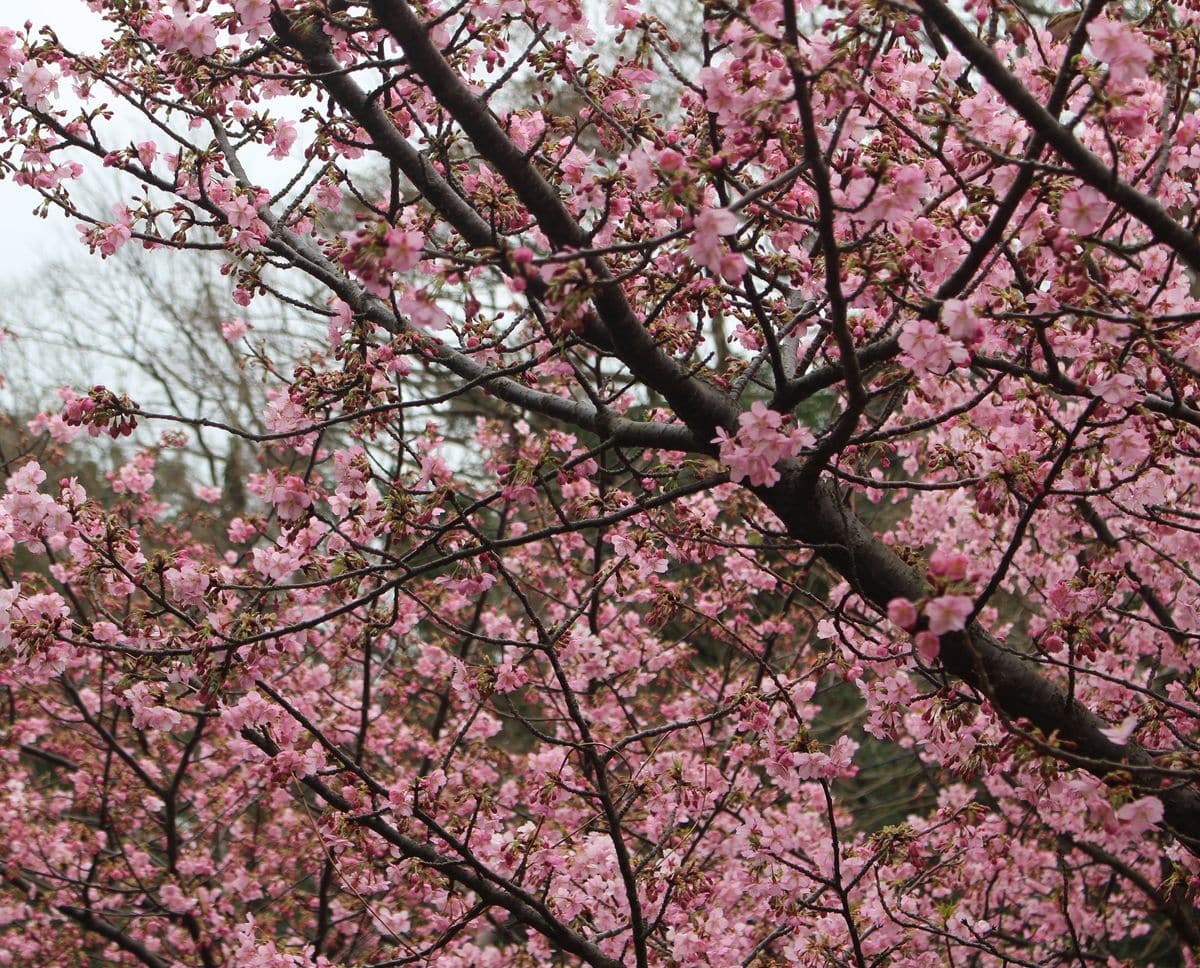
[60,385,139,438]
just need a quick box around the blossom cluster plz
[713,402,815,487]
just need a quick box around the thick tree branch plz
[762,473,1200,851]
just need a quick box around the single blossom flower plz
[1059,185,1108,235]
[1115,796,1164,835]
[914,630,941,664]
[888,597,919,630]
[925,594,974,636]
[1099,714,1139,746]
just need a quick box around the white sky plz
[0,0,109,285]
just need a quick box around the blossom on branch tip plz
[268,120,297,159]
[222,318,250,342]
[135,141,157,168]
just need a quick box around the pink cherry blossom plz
[929,549,968,582]
[1115,796,1164,835]
[397,291,451,328]
[222,317,250,341]
[383,227,425,272]
[1095,371,1138,407]
[224,194,262,231]
[1059,185,1109,235]
[17,62,57,110]
[270,476,313,521]
[914,630,941,663]
[1099,714,1139,746]
[925,594,974,635]
[135,140,157,168]
[887,597,919,630]
[1089,19,1153,86]
[233,0,273,35]
[180,16,218,58]
[0,27,26,75]
[867,165,928,223]
[263,394,306,434]
[164,561,210,606]
[941,300,983,344]
[688,206,740,278]
[269,120,298,159]
[899,318,970,375]
[1109,426,1150,467]
[713,401,814,488]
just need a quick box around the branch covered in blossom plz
[4,0,1200,963]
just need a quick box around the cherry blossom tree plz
[4,0,1200,964]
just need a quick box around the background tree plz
[3,0,1200,965]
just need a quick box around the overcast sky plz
[0,1,109,285]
